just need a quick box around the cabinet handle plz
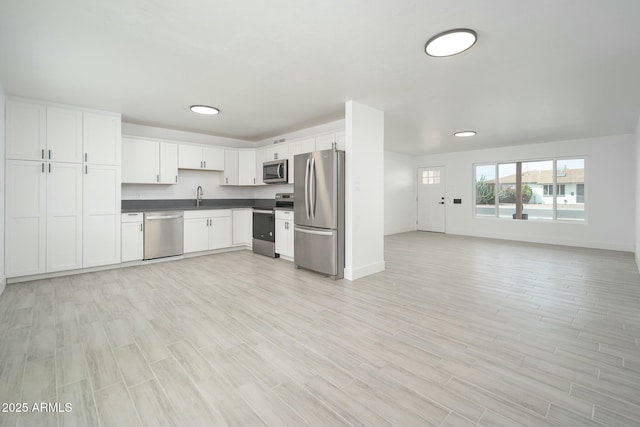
[200,161,203,168]
[253,178,256,184]
[85,153,88,162]
[203,161,206,168]
[175,175,178,183]
[41,163,44,173]
[225,177,228,184]
[274,153,278,160]
[48,163,51,173]
[157,174,159,182]
[85,165,88,174]
[140,223,143,232]
[48,149,51,159]
[41,149,45,159]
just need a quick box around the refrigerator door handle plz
[305,158,311,220]
[310,157,316,219]
[294,226,333,236]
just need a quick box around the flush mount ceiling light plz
[190,105,220,115]
[425,29,477,57]
[454,131,477,137]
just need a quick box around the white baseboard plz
[344,260,386,281]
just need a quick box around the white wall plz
[635,116,640,269]
[415,134,635,252]
[345,101,385,280]
[0,83,5,295]
[384,150,416,235]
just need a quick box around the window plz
[422,169,441,185]
[474,164,496,217]
[474,158,585,221]
[543,184,565,196]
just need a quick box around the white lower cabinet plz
[184,210,232,253]
[275,210,294,260]
[47,162,83,273]
[83,165,121,268]
[5,160,47,277]
[121,213,143,262]
[232,209,252,246]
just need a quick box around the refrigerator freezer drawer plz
[294,226,339,278]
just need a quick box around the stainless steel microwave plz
[263,159,288,184]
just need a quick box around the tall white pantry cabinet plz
[5,98,121,278]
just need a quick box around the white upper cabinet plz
[122,138,159,183]
[83,112,121,165]
[122,139,178,184]
[6,99,46,161]
[264,144,289,161]
[223,149,256,186]
[178,144,224,170]
[287,137,316,184]
[6,99,121,165]
[203,147,225,170]
[255,147,268,185]
[46,106,83,163]
[238,150,257,185]
[223,150,239,185]
[315,131,345,151]
[159,142,178,184]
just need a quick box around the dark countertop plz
[121,198,275,213]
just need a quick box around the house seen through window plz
[474,158,585,221]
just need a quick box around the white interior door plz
[417,167,446,233]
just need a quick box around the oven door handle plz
[253,209,274,214]
[277,162,284,179]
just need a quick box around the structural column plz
[344,101,385,281]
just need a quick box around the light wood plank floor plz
[1,231,640,427]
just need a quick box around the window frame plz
[473,156,586,223]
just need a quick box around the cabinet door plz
[210,217,232,249]
[275,218,287,256]
[288,138,315,184]
[159,142,178,184]
[255,147,268,185]
[335,131,346,150]
[122,138,159,183]
[203,147,225,170]
[5,160,47,277]
[121,222,143,262]
[184,218,209,253]
[315,133,335,151]
[46,106,83,163]
[83,165,121,267]
[6,99,46,161]
[238,150,256,185]
[224,150,239,185]
[232,209,252,246]
[286,219,295,259]
[178,145,203,169]
[47,162,83,273]
[83,112,121,165]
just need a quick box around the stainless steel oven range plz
[252,193,294,257]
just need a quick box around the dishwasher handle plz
[146,214,183,220]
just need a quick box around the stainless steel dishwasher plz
[143,211,184,260]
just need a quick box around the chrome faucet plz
[196,186,203,207]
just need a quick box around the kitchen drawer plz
[184,209,231,219]
[275,210,294,221]
[122,212,143,223]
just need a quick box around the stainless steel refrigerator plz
[293,148,345,279]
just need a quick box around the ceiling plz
[1,0,640,155]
